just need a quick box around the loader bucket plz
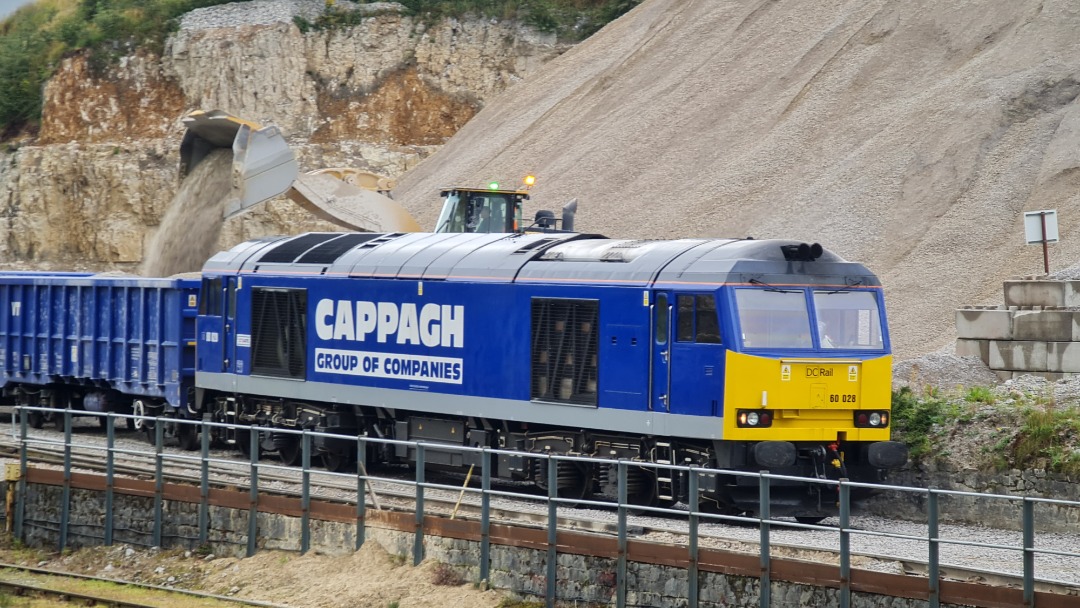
[287,172,422,233]
[179,110,299,217]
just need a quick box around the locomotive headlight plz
[737,409,773,428]
[854,410,890,428]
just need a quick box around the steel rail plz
[0,562,291,607]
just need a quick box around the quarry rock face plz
[0,9,563,267]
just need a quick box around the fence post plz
[480,448,491,584]
[617,461,628,608]
[246,429,259,557]
[928,490,939,608]
[301,431,311,554]
[547,457,558,608]
[199,418,210,546]
[414,443,425,566]
[759,472,771,608]
[1023,498,1035,607]
[688,469,700,608]
[105,414,115,546]
[153,420,164,548]
[15,407,27,541]
[59,409,71,552]
[356,437,366,551]
[839,480,850,608]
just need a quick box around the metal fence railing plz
[7,405,1080,608]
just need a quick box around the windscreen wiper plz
[750,278,801,293]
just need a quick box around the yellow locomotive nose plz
[723,351,893,442]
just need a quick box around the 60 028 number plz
[829,394,856,403]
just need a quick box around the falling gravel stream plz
[141,149,232,277]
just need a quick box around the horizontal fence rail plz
[5,406,1080,608]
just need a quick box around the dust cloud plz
[141,149,232,277]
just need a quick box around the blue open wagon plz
[0,272,198,433]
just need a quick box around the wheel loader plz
[180,109,577,234]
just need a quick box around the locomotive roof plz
[202,232,881,287]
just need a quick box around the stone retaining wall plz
[11,476,979,608]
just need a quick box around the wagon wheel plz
[178,423,200,452]
[132,400,156,446]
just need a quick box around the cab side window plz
[676,294,722,344]
[695,295,721,343]
[199,278,222,315]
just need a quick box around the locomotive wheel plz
[276,435,302,467]
[237,429,259,459]
[626,466,660,514]
[321,450,353,473]
[27,411,44,430]
[556,461,593,503]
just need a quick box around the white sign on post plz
[1024,210,1059,244]
[1024,209,1059,275]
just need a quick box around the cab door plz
[222,277,238,374]
[651,292,673,411]
[196,277,224,372]
[668,294,724,417]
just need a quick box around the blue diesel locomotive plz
[0,232,907,519]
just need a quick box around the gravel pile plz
[179,0,404,30]
[392,0,1080,362]
[892,352,999,392]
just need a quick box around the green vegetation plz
[395,0,641,38]
[294,0,641,39]
[891,385,1080,477]
[0,0,235,134]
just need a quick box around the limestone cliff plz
[0,5,564,268]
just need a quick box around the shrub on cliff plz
[0,0,234,135]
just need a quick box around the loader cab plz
[435,187,526,234]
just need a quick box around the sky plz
[0,0,32,20]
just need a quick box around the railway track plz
[4,423,1080,597]
[0,562,289,607]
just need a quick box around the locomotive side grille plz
[259,233,339,263]
[531,298,599,406]
[296,233,380,264]
[250,287,307,379]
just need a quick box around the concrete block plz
[1012,310,1076,341]
[989,340,1047,371]
[955,339,990,363]
[1005,279,1080,307]
[1046,342,1080,373]
[992,368,1014,381]
[956,308,1012,340]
